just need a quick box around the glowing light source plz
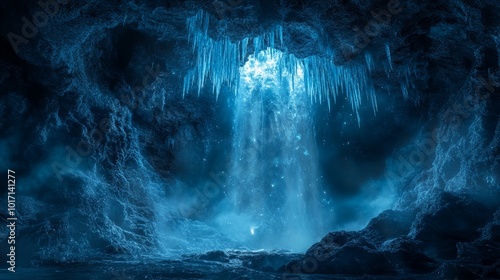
[240,48,304,94]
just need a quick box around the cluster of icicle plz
[183,10,411,124]
[183,10,285,100]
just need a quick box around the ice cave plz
[0,0,499,279]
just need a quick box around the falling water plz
[213,49,325,251]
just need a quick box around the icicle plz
[401,82,409,100]
[385,43,393,71]
[161,88,165,111]
[269,32,275,49]
[182,10,408,124]
[384,63,390,78]
[241,38,249,62]
[365,52,374,73]
[278,26,283,45]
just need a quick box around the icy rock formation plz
[286,193,500,278]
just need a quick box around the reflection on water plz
[0,250,420,280]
